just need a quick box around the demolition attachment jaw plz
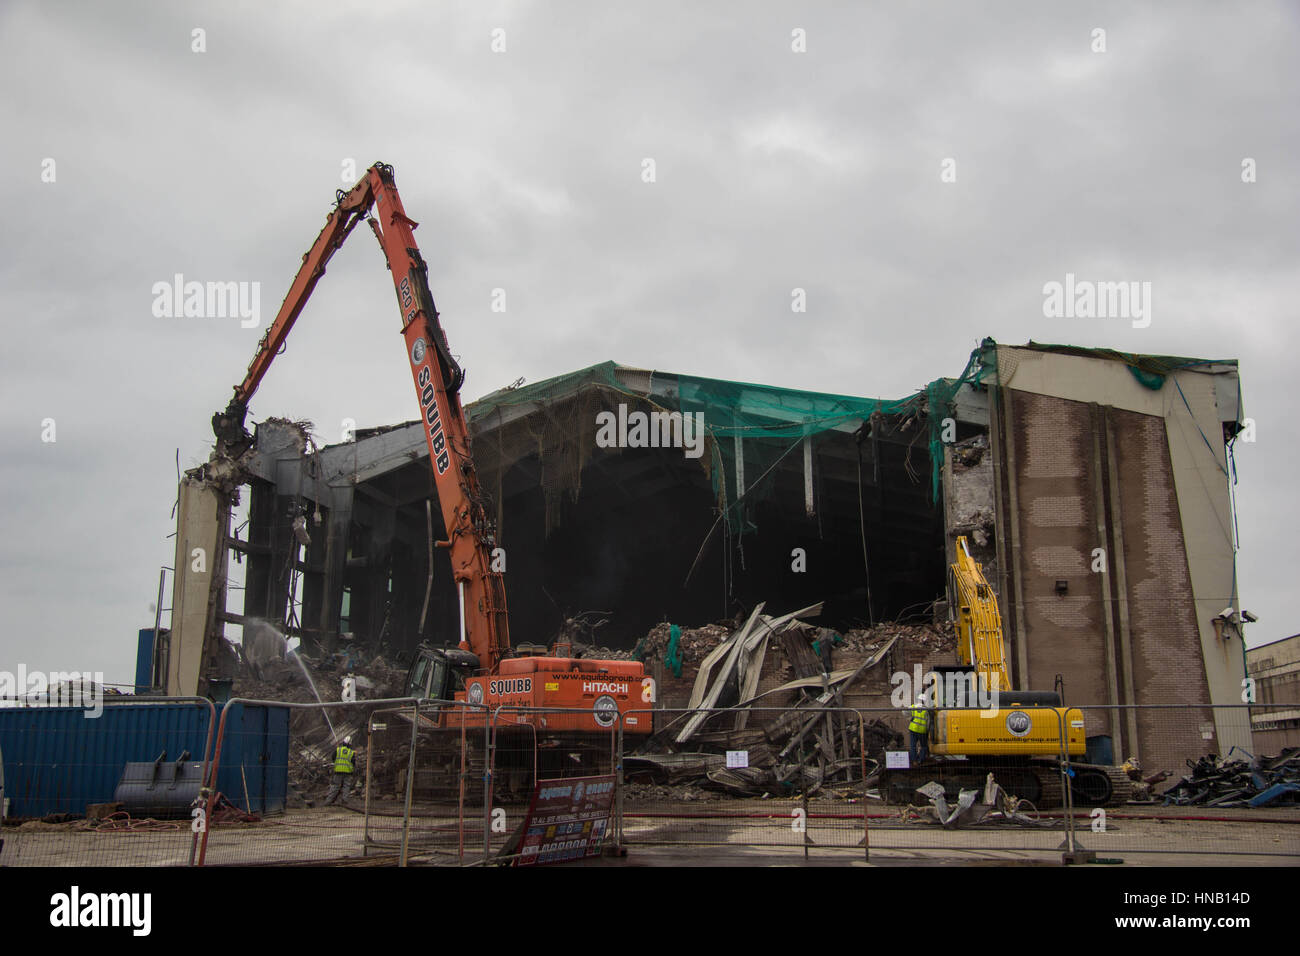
[212,398,254,459]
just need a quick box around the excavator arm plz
[212,162,509,672]
[949,535,1009,694]
[213,173,379,456]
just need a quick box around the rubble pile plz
[638,617,953,687]
[612,607,962,803]
[624,603,908,800]
[231,634,411,805]
[570,645,637,661]
[624,711,904,802]
[623,782,722,803]
[836,621,955,656]
[232,645,407,705]
[552,611,639,660]
[1160,747,1300,808]
[637,622,733,666]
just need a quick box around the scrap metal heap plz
[1158,748,1300,809]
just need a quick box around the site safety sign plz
[514,774,616,866]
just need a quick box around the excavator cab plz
[404,644,479,701]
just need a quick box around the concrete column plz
[319,494,354,642]
[1089,403,1124,754]
[167,478,229,697]
[1000,388,1031,689]
[1103,409,1141,761]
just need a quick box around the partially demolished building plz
[161,338,1250,769]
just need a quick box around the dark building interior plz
[231,369,954,668]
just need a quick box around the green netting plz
[466,362,632,534]
[664,624,683,677]
[1128,367,1167,390]
[462,347,996,537]
[468,360,625,426]
[676,343,991,531]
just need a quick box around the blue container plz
[1085,734,1114,766]
[215,701,289,815]
[0,699,289,818]
[135,628,157,694]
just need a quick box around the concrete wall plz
[944,437,998,588]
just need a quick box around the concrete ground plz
[2,800,1296,867]
[579,845,1300,867]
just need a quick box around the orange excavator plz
[213,163,650,754]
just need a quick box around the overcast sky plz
[1,1,1295,686]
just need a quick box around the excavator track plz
[1063,762,1133,808]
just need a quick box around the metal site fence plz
[858,704,1080,859]
[0,697,217,867]
[360,700,492,866]
[1058,704,1300,860]
[487,707,618,866]
[615,707,872,857]
[3,697,1295,866]
[196,697,499,866]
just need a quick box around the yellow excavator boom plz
[950,535,1010,694]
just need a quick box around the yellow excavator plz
[885,536,1130,807]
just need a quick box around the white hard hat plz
[343,736,352,745]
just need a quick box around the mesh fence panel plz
[855,705,1076,858]
[197,697,438,866]
[360,702,492,866]
[616,707,871,857]
[612,703,1300,862]
[1062,704,1300,860]
[490,708,618,865]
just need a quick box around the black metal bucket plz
[113,750,204,819]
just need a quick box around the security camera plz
[1216,607,1236,620]
[1242,610,1259,623]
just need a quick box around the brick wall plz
[1011,391,1110,709]
[1007,391,1214,772]
[1108,406,1215,770]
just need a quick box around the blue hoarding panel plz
[214,701,289,815]
[0,700,289,818]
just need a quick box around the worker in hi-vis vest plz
[908,695,930,763]
[325,736,356,805]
